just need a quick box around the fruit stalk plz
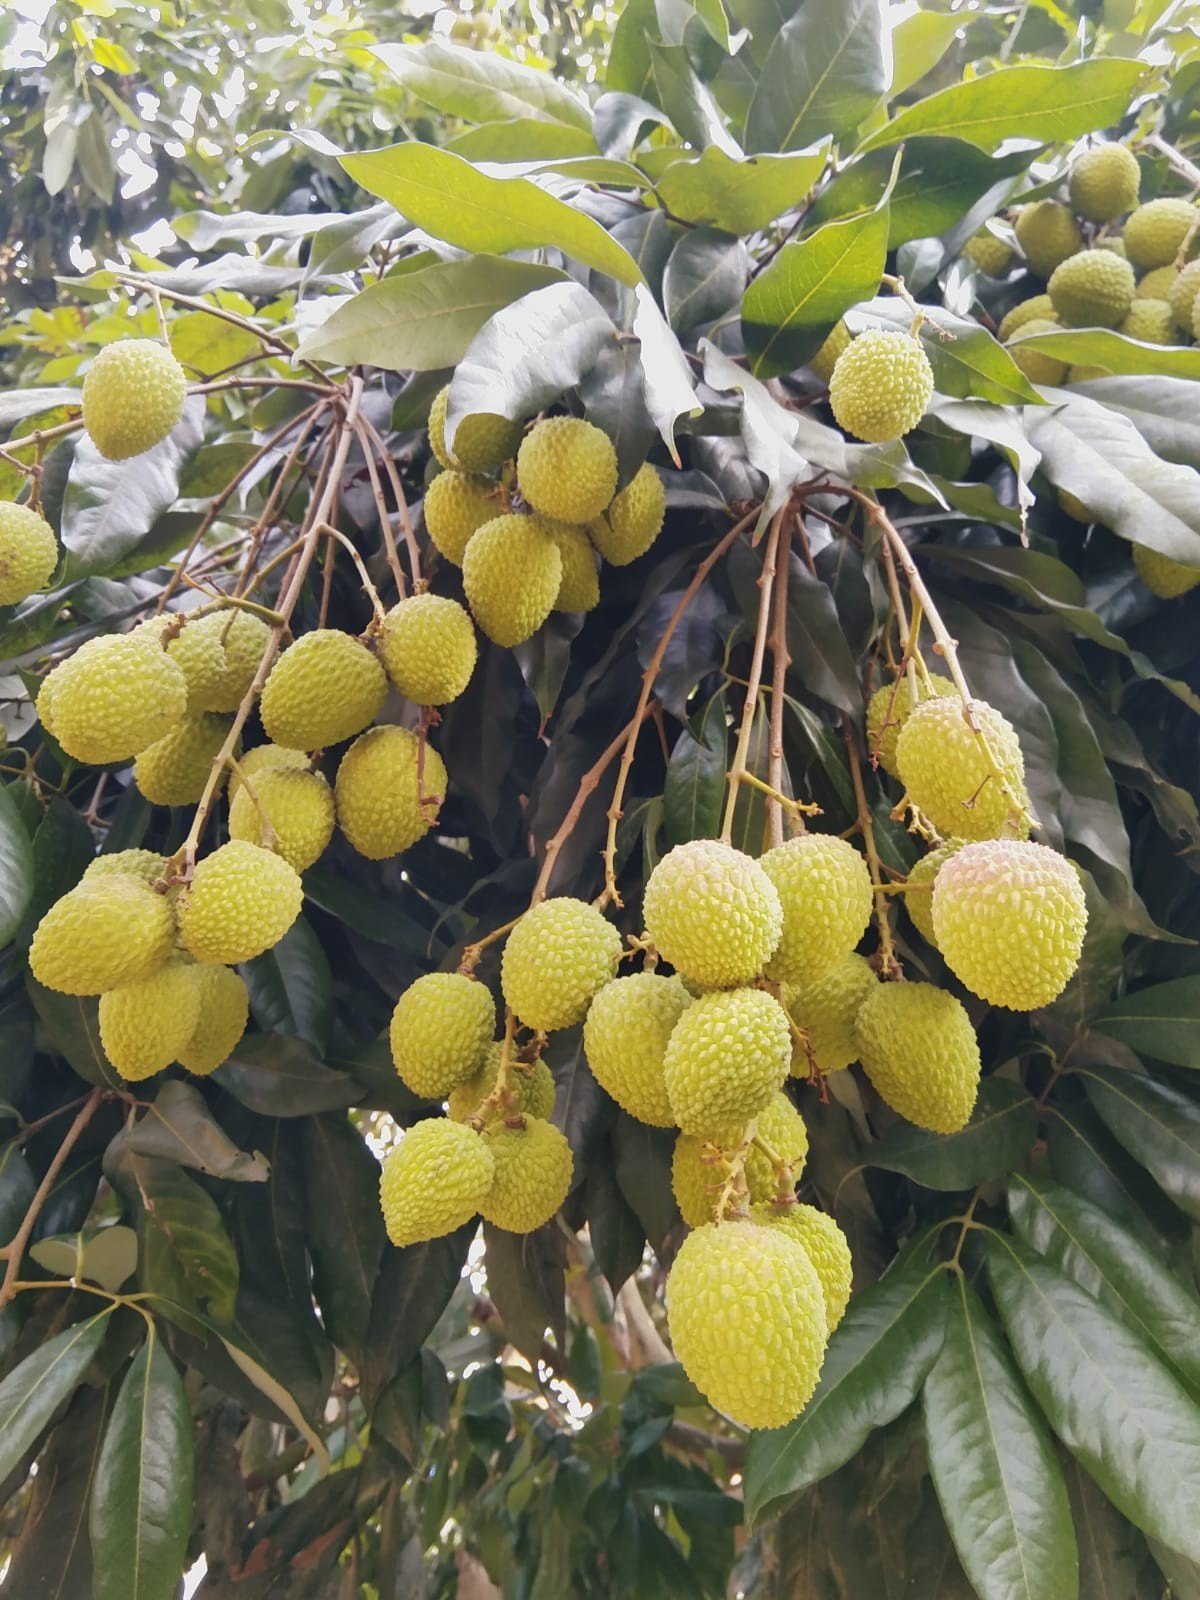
[767,517,794,847]
[532,708,650,904]
[720,511,783,844]
[841,713,899,976]
[354,414,425,591]
[0,1089,103,1308]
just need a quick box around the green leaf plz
[649,41,741,157]
[341,143,642,287]
[701,342,807,520]
[584,1152,645,1295]
[1012,327,1200,380]
[746,0,886,153]
[371,40,591,131]
[302,1113,385,1365]
[482,1222,566,1363]
[2,1381,109,1599]
[0,388,81,430]
[0,783,35,948]
[784,557,861,715]
[23,796,93,939]
[362,1222,478,1405]
[242,916,333,1055]
[1093,978,1200,1068]
[987,1232,1200,1563]
[31,1225,138,1292]
[866,1078,1038,1191]
[890,9,965,97]
[295,256,566,370]
[855,298,1041,406]
[126,1080,269,1181]
[664,688,727,847]
[169,307,260,377]
[655,143,829,234]
[858,59,1144,153]
[923,1275,1078,1600]
[1064,1454,1147,1600]
[663,229,748,333]
[0,1311,111,1483]
[128,1153,240,1323]
[1078,1064,1200,1222]
[90,1330,193,1600]
[743,1260,948,1525]
[0,1141,35,1246]
[1070,375,1200,469]
[446,119,600,161]
[632,284,702,460]
[26,979,122,1089]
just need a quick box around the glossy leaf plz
[131,1154,240,1323]
[302,1112,385,1364]
[371,40,591,130]
[664,689,727,847]
[1093,978,1200,1068]
[662,229,748,333]
[31,1224,138,1292]
[1079,1064,1200,1222]
[1014,327,1200,381]
[216,1033,359,1116]
[242,915,333,1055]
[655,143,829,233]
[362,1221,478,1404]
[632,284,702,460]
[126,1081,268,1181]
[866,1078,1038,1191]
[746,0,886,154]
[0,1311,111,1484]
[2,1381,109,1599]
[0,783,35,948]
[0,1142,35,1246]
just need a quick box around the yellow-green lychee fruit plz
[671,1092,807,1226]
[461,513,562,647]
[932,838,1087,1011]
[29,873,175,995]
[176,964,250,1074]
[761,834,873,987]
[752,1202,852,1333]
[81,339,187,461]
[1009,320,1069,385]
[380,1118,495,1247]
[517,417,618,523]
[671,1131,735,1228]
[423,471,500,566]
[866,671,956,776]
[389,972,494,1099]
[1069,143,1141,223]
[829,330,934,443]
[48,633,187,765]
[1095,236,1127,258]
[99,958,203,1082]
[589,463,666,566]
[378,594,477,706]
[228,765,335,873]
[854,981,980,1133]
[1047,250,1135,328]
[583,972,692,1127]
[1124,198,1198,272]
[902,839,965,948]
[542,520,600,613]
[35,670,60,740]
[136,615,228,715]
[260,629,386,751]
[1118,299,1182,345]
[663,987,791,1138]
[1014,202,1083,279]
[335,725,446,860]
[502,898,622,1033]
[964,232,1015,276]
[134,713,233,807]
[782,952,877,1075]
[1133,542,1200,598]
[428,385,522,474]
[83,849,166,886]
[896,696,1030,842]
[745,1091,808,1194]
[228,743,309,800]
[1169,258,1200,330]
[642,839,783,990]
[1136,265,1178,301]
[447,1043,556,1123]
[997,295,1057,342]
[666,1218,827,1429]
[191,610,272,713]
[176,840,302,964]
[0,502,57,605]
[809,321,852,384]
[480,1116,573,1232]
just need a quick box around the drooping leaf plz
[482,1222,566,1362]
[664,689,727,847]
[1092,978,1200,1068]
[0,782,35,948]
[632,284,703,461]
[2,1381,109,1599]
[216,1034,359,1116]
[663,229,749,333]
[866,1078,1038,1191]
[371,39,591,130]
[0,1311,111,1484]
[302,1113,386,1365]
[1078,1064,1200,1222]
[125,1080,268,1181]
[362,1222,478,1404]
[126,1152,240,1323]
[701,341,807,520]
[655,143,829,233]
[242,915,333,1055]
[745,0,887,154]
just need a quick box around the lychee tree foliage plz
[6,3,1200,1599]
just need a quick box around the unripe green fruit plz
[1124,198,1198,272]
[964,232,1015,276]
[666,1219,827,1429]
[423,471,500,566]
[228,765,335,873]
[761,834,873,987]
[1095,237,1128,257]
[932,838,1087,1010]
[261,629,386,751]
[462,513,561,647]
[378,594,477,705]
[389,972,494,1099]
[83,849,166,886]
[480,1117,573,1232]
[854,981,980,1133]
[0,501,57,605]
[228,744,309,799]
[866,672,956,776]
[30,873,174,995]
[1014,202,1083,279]
[1008,320,1069,385]
[99,959,203,1082]
[903,840,965,948]
[428,385,522,473]
[447,1044,556,1123]
[1133,543,1200,598]
[752,1202,852,1333]
[134,713,233,806]
[896,696,1030,841]
[82,339,187,461]
[176,964,250,1074]
[190,610,271,713]
[1047,250,1135,328]
[643,839,783,990]
[1118,299,1182,345]
[177,840,302,964]
[663,987,791,1138]
[136,615,228,715]
[1069,143,1141,223]
[48,633,187,765]
[589,463,666,566]
[542,520,600,612]
[808,321,852,383]
[502,898,622,1032]
[671,1091,807,1226]
[583,972,691,1127]
[782,952,877,1075]
[1135,266,1177,301]
[380,1119,495,1247]
[829,330,934,443]
[1169,259,1200,330]
[335,725,446,860]
[996,295,1057,342]
[517,417,618,523]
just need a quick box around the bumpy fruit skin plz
[82,340,187,461]
[389,972,494,1099]
[1124,198,1198,272]
[137,615,228,715]
[228,744,309,799]
[589,463,666,566]
[380,1119,495,1248]
[423,471,499,566]
[517,417,618,523]
[428,385,521,474]
[761,835,873,987]
[829,330,934,443]
[1133,543,1200,597]
[903,840,965,948]
[1136,265,1179,300]
[30,874,174,995]
[462,513,561,647]
[378,595,477,706]
[583,972,691,1127]
[83,849,165,886]
[1047,250,1136,328]
[1119,299,1181,345]
[666,1219,827,1429]
[643,839,783,990]
[99,959,203,1082]
[501,898,622,1032]
[49,633,187,765]
[176,964,249,1074]
[134,713,233,806]
[191,611,271,713]
[228,766,335,873]
[746,1092,808,1194]
[671,1097,807,1225]
[809,320,852,383]
[964,232,1015,276]
[663,987,791,1137]
[1169,259,1200,330]
[866,672,956,776]
[335,725,446,860]
[480,1117,573,1232]
[1008,320,1069,385]
[1069,143,1141,223]
[1095,237,1128,257]
[177,840,302,964]
[261,629,386,751]
[896,696,1030,842]
[997,295,1057,342]
[933,839,1087,1010]
[671,1133,731,1228]
[1014,202,1083,278]
[783,952,877,1074]
[543,520,600,612]
[854,982,981,1133]
[0,502,57,604]
[753,1203,852,1333]
[448,1044,556,1123]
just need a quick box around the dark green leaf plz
[663,689,727,847]
[746,0,886,153]
[784,557,862,715]
[2,1381,109,1599]
[26,979,122,1089]
[1064,1454,1147,1600]
[216,1033,359,1116]
[1045,1101,1184,1258]
[362,1222,477,1405]
[656,144,829,234]
[663,230,748,334]
[242,915,333,1055]
[649,41,741,157]
[1079,1064,1200,1223]
[702,342,806,519]
[31,1225,138,1292]
[1070,374,1200,469]
[0,1311,111,1483]
[128,1153,239,1323]
[584,1152,645,1295]
[0,783,35,948]
[1015,326,1200,380]
[372,39,591,130]
[482,1222,566,1362]
[302,1113,385,1364]
[23,798,94,939]
[866,1078,1038,1191]
[0,1143,36,1247]
[1093,978,1200,1068]
[126,1080,268,1181]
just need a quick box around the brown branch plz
[355,415,424,591]
[767,519,793,847]
[532,709,652,905]
[0,1090,103,1307]
[841,714,899,977]
[720,511,783,844]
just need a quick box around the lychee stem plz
[721,511,783,845]
[767,518,793,848]
[841,713,900,978]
